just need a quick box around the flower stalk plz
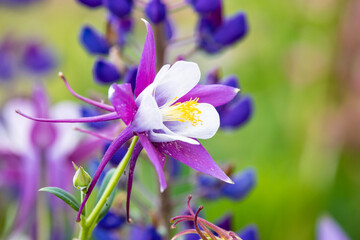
[77,136,139,240]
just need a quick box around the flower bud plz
[73,166,92,193]
[104,0,133,18]
[77,0,102,8]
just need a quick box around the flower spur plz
[16,19,240,222]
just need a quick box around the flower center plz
[161,98,203,126]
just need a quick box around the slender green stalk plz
[78,136,139,240]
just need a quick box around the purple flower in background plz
[80,25,110,55]
[93,58,121,84]
[197,168,256,201]
[317,215,350,240]
[145,0,167,24]
[0,35,56,82]
[0,86,102,237]
[205,70,253,130]
[194,1,248,54]
[16,20,239,222]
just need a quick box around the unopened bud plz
[73,166,91,193]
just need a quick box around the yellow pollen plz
[162,98,203,126]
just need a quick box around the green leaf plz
[39,187,80,213]
[96,169,117,222]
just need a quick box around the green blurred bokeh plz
[1,0,359,239]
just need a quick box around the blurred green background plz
[1,0,359,239]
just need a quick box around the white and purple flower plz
[17,19,240,222]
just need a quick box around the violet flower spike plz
[16,19,240,222]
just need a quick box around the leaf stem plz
[78,136,139,240]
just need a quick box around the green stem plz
[78,136,139,240]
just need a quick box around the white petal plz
[134,65,170,105]
[48,101,83,159]
[132,92,163,132]
[2,98,35,154]
[149,127,199,145]
[154,61,201,107]
[165,103,220,139]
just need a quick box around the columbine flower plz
[170,195,243,240]
[16,19,239,222]
[0,86,101,237]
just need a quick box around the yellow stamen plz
[161,98,203,126]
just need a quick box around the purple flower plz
[196,2,248,54]
[317,215,350,240]
[205,71,253,130]
[0,86,102,236]
[93,58,121,84]
[80,25,110,55]
[16,20,239,222]
[145,0,167,24]
[104,0,133,18]
[0,36,56,81]
[197,168,256,201]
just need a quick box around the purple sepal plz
[77,0,102,8]
[138,133,167,192]
[177,84,238,107]
[108,83,137,125]
[221,168,256,201]
[93,59,121,84]
[126,141,143,222]
[77,126,134,221]
[317,216,350,240]
[155,141,232,184]
[237,224,259,240]
[145,0,167,24]
[218,95,253,129]
[187,0,221,14]
[22,41,56,75]
[124,66,137,92]
[134,20,156,97]
[104,0,133,18]
[213,12,248,46]
[80,26,110,55]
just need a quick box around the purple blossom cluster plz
[0,35,56,82]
